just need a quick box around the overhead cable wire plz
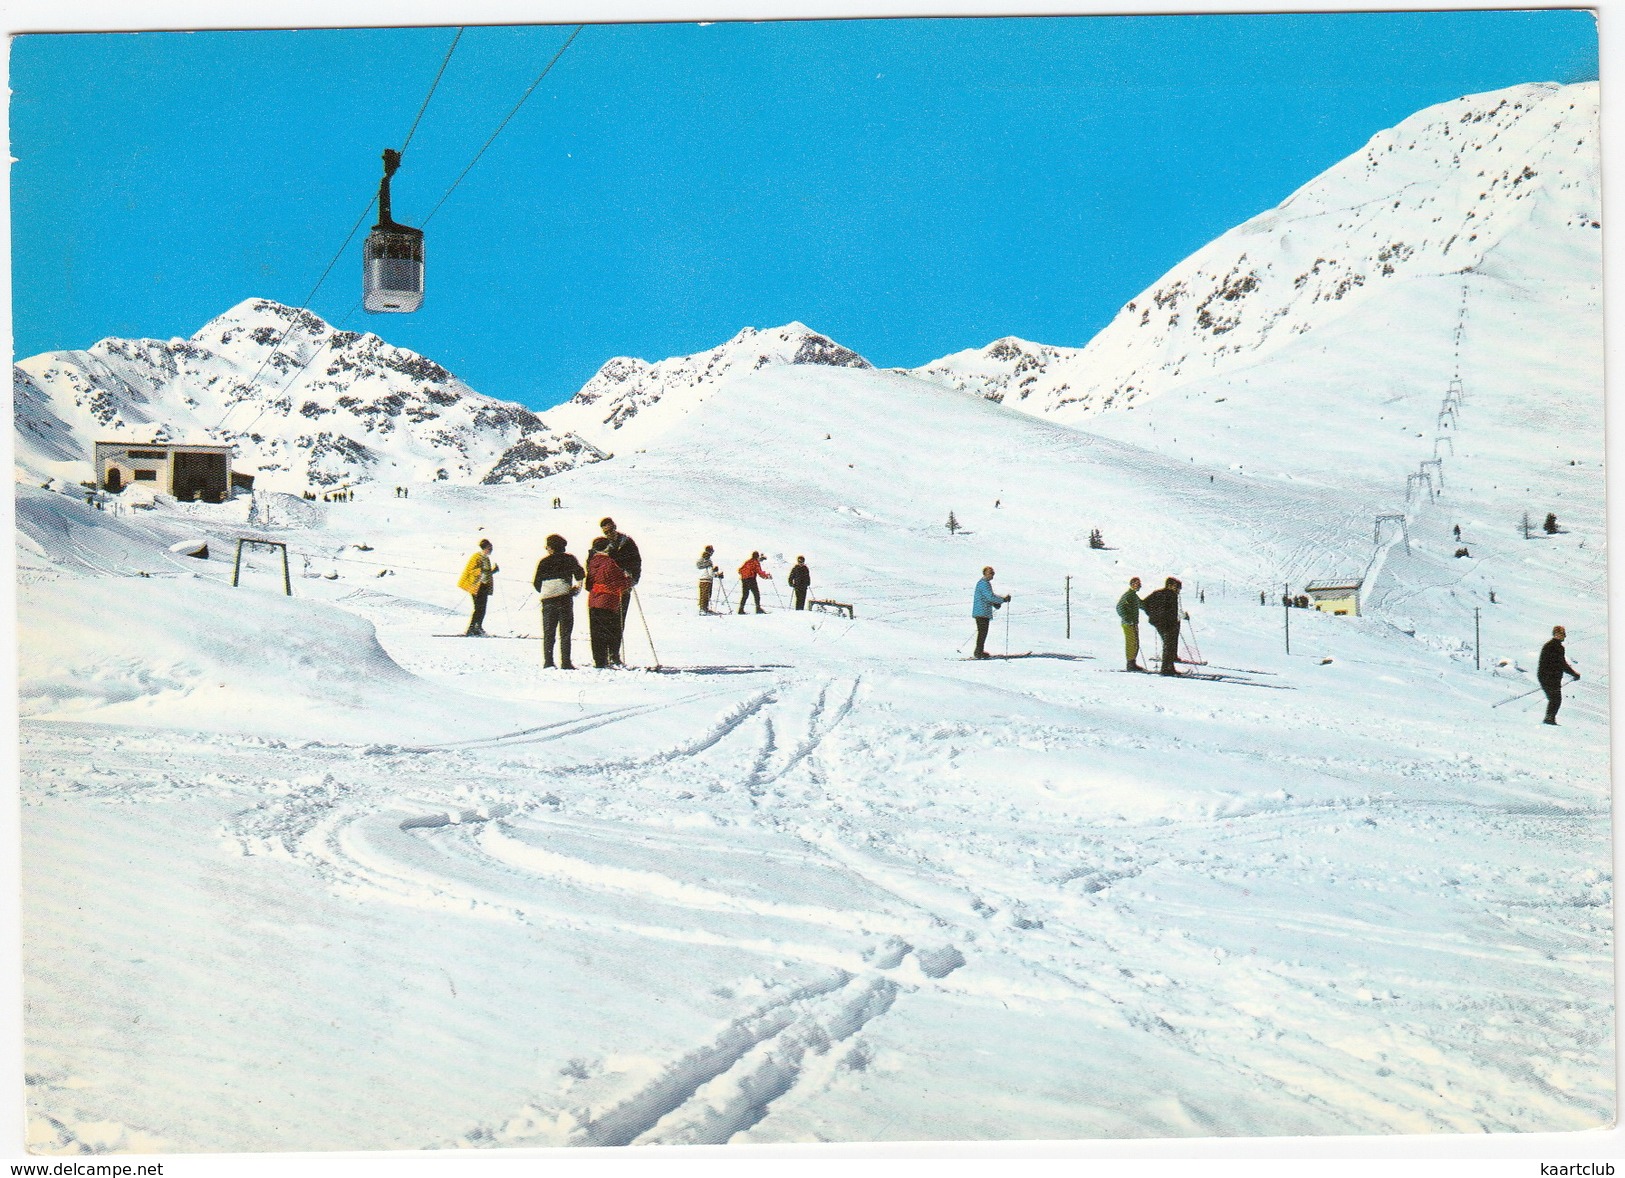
[400,27,464,156]
[233,296,366,437]
[422,24,584,227]
[218,30,466,433]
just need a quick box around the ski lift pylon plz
[363,148,424,313]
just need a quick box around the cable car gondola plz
[363,148,424,313]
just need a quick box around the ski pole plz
[1183,610,1205,663]
[1491,684,1546,708]
[1005,599,1012,656]
[507,588,536,625]
[632,587,661,670]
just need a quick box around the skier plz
[532,534,585,669]
[599,518,642,664]
[1140,577,1183,676]
[599,517,642,585]
[585,536,630,668]
[737,552,770,614]
[1538,625,1580,725]
[697,545,719,614]
[456,538,498,637]
[971,566,1010,659]
[788,556,812,610]
[1116,577,1145,671]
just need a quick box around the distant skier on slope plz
[532,534,585,670]
[599,518,641,664]
[1116,577,1145,671]
[738,552,770,614]
[971,566,1011,659]
[1538,625,1580,725]
[456,538,498,637]
[788,556,812,610]
[1140,577,1183,676]
[586,537,630,668]
[697,546,719,614]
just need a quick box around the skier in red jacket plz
[737,552,771,614]
[586,537,631,667]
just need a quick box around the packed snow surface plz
[19,364,1610,1151]
[16,80,1610,1153]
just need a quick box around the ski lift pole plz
[632,587,661,670]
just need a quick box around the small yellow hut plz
[1304,578,1362,617]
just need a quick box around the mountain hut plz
[1303,578,1363,617]
[94,441,237,503]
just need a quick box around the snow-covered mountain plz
[908,82,1599,419]
[540,323,872,453]
[13,307,879,493]
[12,299,580,492]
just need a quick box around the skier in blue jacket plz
[971,566,1011,659]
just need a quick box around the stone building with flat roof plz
[93,441,242,503]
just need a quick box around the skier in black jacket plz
[532,534,586,669]
[1140,577,1183,676]
[788,556,812,610]
[1538,625,1580,725]
[599,518,641,585]
[599,517,641,665]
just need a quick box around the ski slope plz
[17,350,1612,1151]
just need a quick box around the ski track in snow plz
[19,640,1611,1143]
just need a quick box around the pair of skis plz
[1103,667,1293,690]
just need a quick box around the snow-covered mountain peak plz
[902,336,1080,406]
[908,80,1599,420]
[542,321,872,450]
[14,298,584,491]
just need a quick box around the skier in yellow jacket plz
[456,539,499,636]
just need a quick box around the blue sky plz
[9,10,1599,411]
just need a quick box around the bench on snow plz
[810,599,855,618]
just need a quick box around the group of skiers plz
[970,570,1189,672]
[1113,575,1186,675]
[457,525,818,667]
[456,532,1582,725]
[457,517,641,668]
[695,548,813,615]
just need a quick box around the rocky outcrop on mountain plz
[482,433,612,485]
